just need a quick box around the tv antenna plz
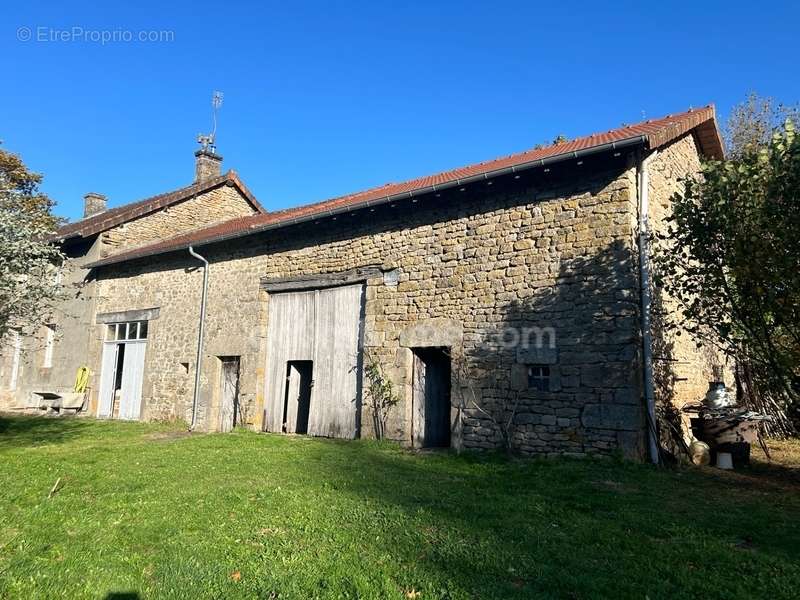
[197,91,224,153]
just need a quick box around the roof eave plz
[86,134,647,269]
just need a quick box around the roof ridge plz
[281,105,717,210]
[55,171,264,241]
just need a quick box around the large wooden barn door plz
[265,290,315,433]
[265,283,364,439]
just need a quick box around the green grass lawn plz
[0,416,798,600]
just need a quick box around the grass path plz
[0,415,798,599]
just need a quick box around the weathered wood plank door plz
[118,341,146,420]
[265,291,316,433]
[265,283,364,439]
[309,284,363,438]
[412,352,427,448]
[219,357,240,432]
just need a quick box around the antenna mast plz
[197,91,224,153]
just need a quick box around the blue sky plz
[3,1,798,221]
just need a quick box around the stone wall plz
[2,181,258,411]
[93,153,651,458]
[102,183,255,254]
[647,133,732,435]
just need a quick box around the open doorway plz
[111,343,126,417]
[412,347,452,448]
[282,360,313,434]
[219,356,241,432]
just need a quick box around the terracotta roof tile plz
[88,105,722,268]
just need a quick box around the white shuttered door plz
[97,343,118,418]
[119,341,146,420]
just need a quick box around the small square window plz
[106,324,116,341]
[527,365,550,391]
[138,321,148,340]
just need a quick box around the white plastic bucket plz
[716,452,734,470]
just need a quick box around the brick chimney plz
[83,192,107,218]
[195,149,223,183]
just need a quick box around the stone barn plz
[0,106,728,460]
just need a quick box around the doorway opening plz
[98,321,148,420]
[412,347,452,448]
[219,356,241,432]
[282,360,313,434]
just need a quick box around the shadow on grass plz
[0,414,95,449]
[103,594,140,600]
[301,438,800,598]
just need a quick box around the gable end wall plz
[646,133,732,439]
[101,184,256,254]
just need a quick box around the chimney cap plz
[194,148,223,160]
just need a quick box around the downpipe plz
[638,151,660,465]
[188,245,209,430]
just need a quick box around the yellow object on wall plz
[74,366,90,393]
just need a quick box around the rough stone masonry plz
[1,107,728,461]
[90,131,724,459]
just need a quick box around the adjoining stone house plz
[1,107,727,460]
[0,149,264,413]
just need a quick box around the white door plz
[118,341,146,420]
[98,343,119,418]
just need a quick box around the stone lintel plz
[96,307,160,324]
[398,319,463,349]
[261,265,383,293]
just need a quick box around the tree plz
[725,92,799,158]
[655,117,800,433]
[0,146,65,342]
[362,349,399,439]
